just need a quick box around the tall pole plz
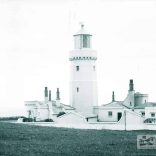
[124,110,126,131]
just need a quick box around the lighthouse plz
[69,24,98,115]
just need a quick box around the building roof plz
[61,103,75,110]
[74,24,91,36]
[25,100,75,110]
[57,111,97,119]
[79,112,97,118]
[102,101,124,108]
[134,92,148,97]
[101,101,156,110]
[94,101,132,110]
[74,29,91,36]
[134,102,156,109]
[57,112,86,123]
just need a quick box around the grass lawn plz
[0,122,156,156]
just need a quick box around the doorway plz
[117,112,122,121]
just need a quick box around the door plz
[117,112,122,121]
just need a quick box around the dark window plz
[151,113,155,117]
[145,100,146,103]
[83,35,88,48]
[141,112,145,116]
[76,87,79,92]
[93,66,96,71]
[108,111,112,117]
[76,66,79,71]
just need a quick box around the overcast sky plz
[0,0,156,116]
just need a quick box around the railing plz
[69,56,97,61]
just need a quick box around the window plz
[76,87,79,92]
[83,35,90,48]
[151,113,155,117]
[141,112,145,117]
[108,111,112,117]
[83,35,88,48]
[130,102,132,106]
[93,66,96,71]
[76,66,79,71]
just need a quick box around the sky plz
[0,0,156,116]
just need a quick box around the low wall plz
[17,121,156,131]
[16,110,156,130]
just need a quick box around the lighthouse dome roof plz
[74,24,92,36]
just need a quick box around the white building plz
[145,106,156,119]
[69,24,98,115]
[94,79,156,123]
[25,87,75,121]
[24,25,156,126]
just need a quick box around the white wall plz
[124,110,145,130]
[25,102,37,118]
[134,109,145,117]
[20,109,156,130]
[25,101,51,121]
[56,113,86,124]
[87,117,97,123]
[145,107,156,118]
[98,107,124,122]
[36,108,49,121]
[123,91,135,107]
[69,49,98,115]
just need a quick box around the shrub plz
[0,116,26,121]
[144,118,156,123]
[57,111,66,117]
[44,119,53,122]
[23,118,33,122]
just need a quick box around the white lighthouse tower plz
[69,24,98,115]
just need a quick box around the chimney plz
[44,87,48,102]
[129,79,134,91]
[56,88,61,107]
[112,91,115,102]
[56,88,60,100]
[49,90,51,101]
